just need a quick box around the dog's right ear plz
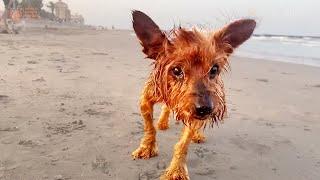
[132,10,166,59]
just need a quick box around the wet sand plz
[0,29,319,180]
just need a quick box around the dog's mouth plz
[193,114,211,121]
[175,108,214,122]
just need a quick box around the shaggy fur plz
[131,10,256,180]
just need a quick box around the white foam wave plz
[252,36,320,47]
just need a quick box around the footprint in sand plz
[34,88,50,95]
[312,84,320,88]
[0,160,19,172]
[131,120,144,135]
[256,117,276,128]
[32,77,46,82]
[281,72,295,75]
[33,53,43,57]
[59,65,80,74]
[132,112,140,116]
[193,146,210,159]
[92,101,113,106]
[0,126,19,132]
[136,121,143,130]
[84,108,115,117]
[256,78,269,83]
[53,174,72,180]
[269,168,279,175]
[139,170,161,180]
[273,139,292,147]
[230,165,238,170]
[231,108,237,112]
[241,116,249,121]
[230,137,271,154]
[27,60,38,64]
[229,88,242,92]
[92,155,112,175]
[24,67,34,72]
[84,109,101,116]
[46,120,85,135]
[304,128,312,132]
[194,167,215,176]
[78,76,88,79]
[91,52,109,56]
[0,95,10,104]
[265,122,275,128]
[156,161,167,170]
[18,140,39,148]
[48,57,66,63]
[59,93,76,99]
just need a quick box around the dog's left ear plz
[132,10,167,59]
[215,19,256,50]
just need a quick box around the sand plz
[0,29,319,180]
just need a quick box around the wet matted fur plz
[131,10,256,180]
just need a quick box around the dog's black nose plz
[195,105,213,119]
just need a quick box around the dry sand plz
[0,29,319,180]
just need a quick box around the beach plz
[0,29,320,180]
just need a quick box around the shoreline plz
[234,54,320,68]
[2,26,319,68]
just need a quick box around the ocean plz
[130,31,320,67]
[236,35,320,67]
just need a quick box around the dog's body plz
[131,10,256,180]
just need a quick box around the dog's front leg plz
[161,127,194,180]
[132,96,158,159]
[157,105,171,130]
[192,129,205,143]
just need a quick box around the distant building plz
[0,10,3,22]
[21,7,40,19]
[54,0,70,22]
[71,13,84,25]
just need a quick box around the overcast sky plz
[1,0,319,36]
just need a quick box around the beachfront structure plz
[0,10,3,22]
[71,13,85,25]
[21,7,40,19]
[54,0,71,22]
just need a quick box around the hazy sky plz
[1,0,320,36]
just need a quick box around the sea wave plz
[237,34,320,67]
[236,51,320,67]
[252,35,320,47]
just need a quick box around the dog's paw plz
[132,144,158,159]
[192,131,206,144]
[157,122,169,130]
[161,165,189,180]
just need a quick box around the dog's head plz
[132,10,255,126]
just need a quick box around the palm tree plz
[19,0,43,13]
[2,0,14,33]
[46,1,55,18]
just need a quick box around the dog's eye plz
[172,67,183,78]
[209,65,219,79]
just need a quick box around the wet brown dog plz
[131,10,256,180]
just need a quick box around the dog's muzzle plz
[194,95,213,120]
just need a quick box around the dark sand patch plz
[256,78,269,83]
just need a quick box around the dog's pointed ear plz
[215,19,256,49]
[132,10,167,59]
